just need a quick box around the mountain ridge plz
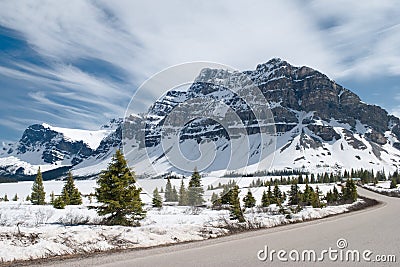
[2,58,400,179]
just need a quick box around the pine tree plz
[267,185,273,204]
[326,190,333,204]
[229,185,245,222]
[390,178,397,189]
[187,168,204,206]
[302,183,312,206]
[165,177,173,201]
[171,186,179,202]
[53,196,65,209]
[178,179,188,206]
[61,171,82,205]
[4,194,8,202]
[288,182,301,205]
[152,188,163,208]
[31,167,46,205]
[25,195,31,202]
[311,186,322,208]
[243,189,256,208]
[12,193,18,202]
[272,183,282,204]
[211,192,221,209]
[94,150,145,226]
[332,186,339,202]
[341,179,357,203]
[261,190,270,207]
[220,186,233,205]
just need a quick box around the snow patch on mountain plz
[41,123,112,150]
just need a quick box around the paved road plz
[32,187,400,267]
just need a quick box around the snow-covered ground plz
[363,181,400,194]
[0,178,363,263]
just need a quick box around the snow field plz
[0,177,361,263]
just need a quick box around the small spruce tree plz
[53,196,66,209]
[243,189,256,208]
[31,167,46,205]
[152,188,163,208]
[12,193,18,202]
[94,150,145,226]
[272,183,282,205]
[178,179,188,206]
[390,178,397,189]
[229,185,245,222]
[171,186,179,202]
[4,194,9,202]
[61,171,82,205]
[165,177,173,201]
[261,190,270,207]
[288,182,301,206]
[187,168,204,206]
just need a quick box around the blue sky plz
[1,0,400,143]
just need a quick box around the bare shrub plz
[58,211,90,226]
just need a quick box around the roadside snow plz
[0,180,364,263]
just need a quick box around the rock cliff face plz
[121,58,400,175]
[2,58,400,178]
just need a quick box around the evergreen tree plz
[164,177,173,201]
[4,194,8,202]
[211,192,221,209]
[178,179,188,206]
[390,178,397,189]
[187,168,204,206]
[171,186,179,202]
[298,174,304,184]
[53,196,65,209]
[25,195,31,202]
[326,190,334,204]
[311,186,322,208]
[310,173,316,184]
[220,186,233,205]
[229,185,245,222]
[332,186,339,202]
[12,193,18,202]
[61,171,82,205]
[272,183,282,204]
[31,167,46,205]
[341,179,357,203]
[288,182,301,205]
[243,189,256,208]
[152,188,163,208]
[267,185,273,204]
[261,190,270,207]
[302,183,312,206]
[94,150,145,226]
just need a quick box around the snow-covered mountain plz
[0,122,118,179]
[2,58,400,179]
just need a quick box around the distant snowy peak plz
[0,121,121,176]
[41,123,112,150]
